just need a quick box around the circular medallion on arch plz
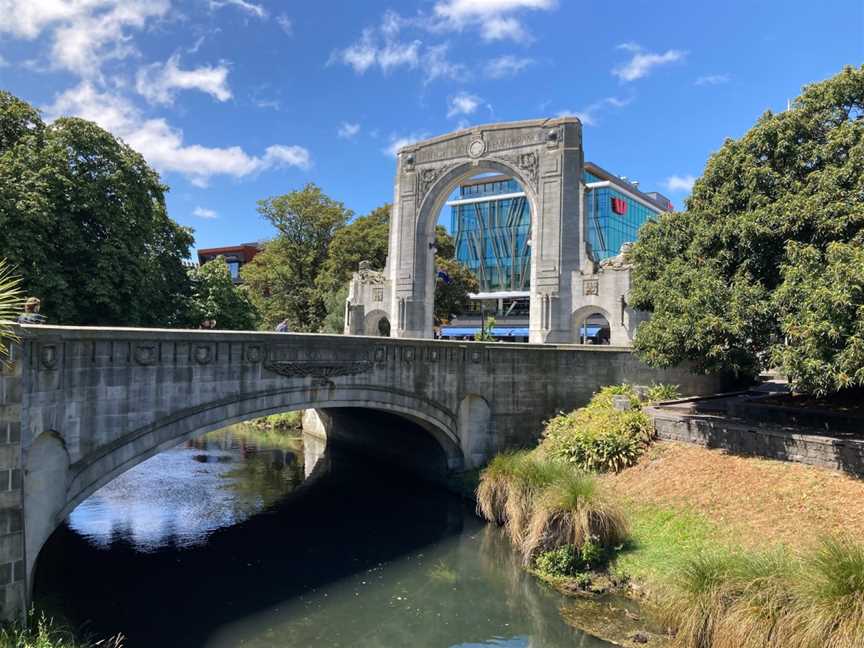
[467,138,486,159]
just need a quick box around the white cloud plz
[193,206,218,219]
[45,82,310,187]
[331,25,421,74]
[208,0,267,19]
[612,43,686,82]
[695,73,731,86]
[276,14,293,35]
[432,0,556,41]
[383,132,428,158]
[338,122,361,139]
[485,54,533,78]
[0,0,172,78]
[422,43,466,83]
[556,96,632,126]
[447,92,481,118]
[663,174,696,193]
[135,55,232,105]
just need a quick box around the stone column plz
[0,342,25,620]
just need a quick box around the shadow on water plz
[33,422,612,648]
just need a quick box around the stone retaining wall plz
[649,407,864,477]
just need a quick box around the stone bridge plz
[0,325,730,618]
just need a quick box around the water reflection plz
[35,424,611,648]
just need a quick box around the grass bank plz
[0,612,122,648]
[476,386,864,648]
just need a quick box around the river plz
[33,423,614,648]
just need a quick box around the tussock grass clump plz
[660,537,864,648]
[522,469,627,563]
[781,537,864,648]
[477,452,627,566]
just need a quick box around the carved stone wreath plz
[263,360,373,386]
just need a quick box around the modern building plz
[439,162,672,342]
[197,243,262,283]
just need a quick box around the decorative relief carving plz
[40,345,58,370]
[263,360,373,386]
[403,347,415,362]
[470,349,483,364]
[374,346,387,363]
[245,345,263,363]
[134,344,158,366]
[582,279,599,296]
[467,138,486,158]
[193,345,212,365]
[495,151,539,193]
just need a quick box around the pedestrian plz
[275,319,291,333]
[17,297,46,324]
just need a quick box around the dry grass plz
[522,470,628,563]
[600,441,864,550]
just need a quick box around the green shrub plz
[542,406,653,472]
[535,540,611,579]
[535,544,583,577]
[585,384,641,411]
[645,383,681,403]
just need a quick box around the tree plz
[0,92,194,326]
[434,256,478,324]
[243,184,351,331]
[187,257,259,330]
[435,225,455,260]
[317,204,390,295]
[629,66,864,393]
[0,259,23,361]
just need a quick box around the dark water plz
[34,425,613,648]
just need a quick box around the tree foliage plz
[0,91,193,326]
[316,203,389,295]
[630,66,864,393]
[186,257,259,330]
[243,184,351,331]
[434,255,478,324]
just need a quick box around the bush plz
[645,383,681,403]
[542,406,653,472]
[534,540,610,578]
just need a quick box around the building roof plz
[584,161,673,212]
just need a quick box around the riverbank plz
[475,391,864,647]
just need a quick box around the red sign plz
[611,197,627,215]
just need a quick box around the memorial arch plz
[385,118,586,343]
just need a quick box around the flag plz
[436,269,452,284]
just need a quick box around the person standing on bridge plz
[17,297,46,324]
[275,319,291,333]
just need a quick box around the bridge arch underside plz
[58,385,463,523]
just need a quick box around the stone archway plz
[385,118,586,343]
[363,309,390,337]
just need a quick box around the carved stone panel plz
[263,360,373,386]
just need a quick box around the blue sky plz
[0,0,861,253]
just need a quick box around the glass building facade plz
[583,170,669,261]
[449,176,531,292]
[448,168,671,294]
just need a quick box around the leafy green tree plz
[187,257,259,330]
[435,225,455,260]
[317,204,390,294]
[243,184,351,331]
[629,66,864,393]
[434,256,478,324]
[0,92,194,326]
[320,285,349,334]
